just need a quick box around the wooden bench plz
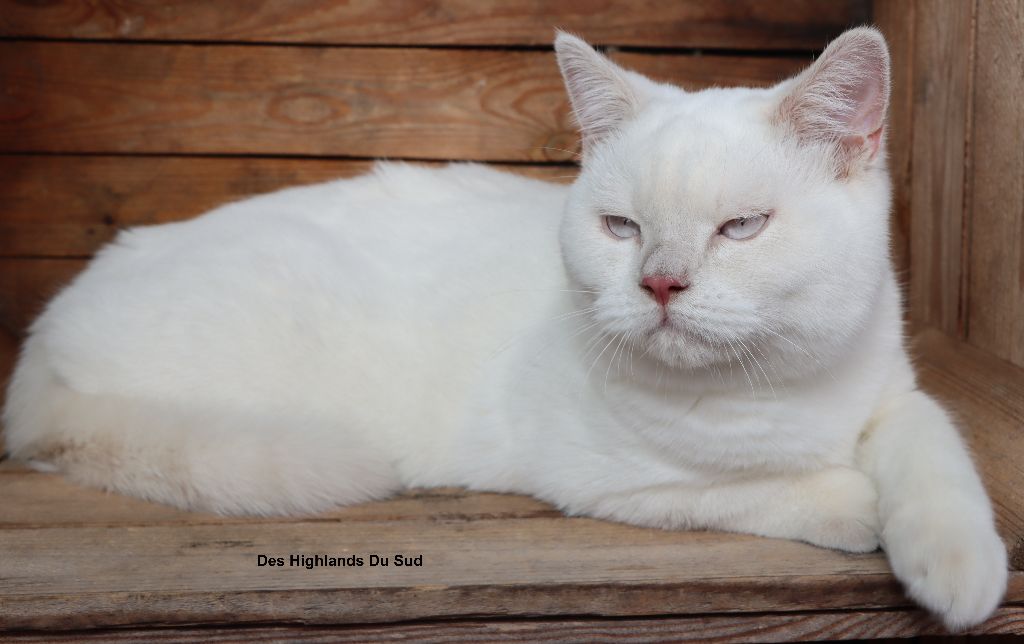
[1,1,1021,640]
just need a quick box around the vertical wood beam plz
[907,0,976,336]
[965,0,1024,367]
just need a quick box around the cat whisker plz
[604,331,631,392]
[486,305,601,362]
[758,323,837,382]
[738,338,776,399]
[535,146,582,161]
[582,331,619,394]
[724,337,757,400]
[749,339,787,396]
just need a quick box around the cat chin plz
[641,326,726,370]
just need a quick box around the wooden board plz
[965,0,1024,368]
[0,156,575,258]
[0,43,805,160]
[0,520,913,631]
[5,608,1024,643]
[907,0,975,336]
[0,0,869,50]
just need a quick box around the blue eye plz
[720,213,769,240]
[604,216,641,239]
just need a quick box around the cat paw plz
[883,507,1008,631]
[796,467,881,553]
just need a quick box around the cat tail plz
[2,345,400,516]
[858,389,1008,631]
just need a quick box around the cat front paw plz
[796,467,881,553]
[883,507,1008,631]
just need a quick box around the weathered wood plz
[0,0,870,50]
[0,43,804,160]
[912,328,1024,567]
[965,0,1024,368]
[872,0,915,280]
[0,156,575,258]
[0,517,909,631]
[907,0,975,336]
[5,607,1024,642]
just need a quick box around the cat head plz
[554,28,893,378]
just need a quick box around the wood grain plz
[0,517,910,630]
[0,0,870,50]
[872,0,914,282]
[965,0,1024,368]
[0,42,804,160]
[0,156,575,258]
[907,0,975,336]
[5,607,1024,642]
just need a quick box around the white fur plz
[2,28,1006,629]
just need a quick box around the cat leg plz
[858,390,1007,630]
[576,466,880,553]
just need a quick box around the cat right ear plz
[554,32,645,157]
[775,27,891,176]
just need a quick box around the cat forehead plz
[586,88,793,218]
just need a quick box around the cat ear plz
[776,27,891,175]
[554,31,645,156]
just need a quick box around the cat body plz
[2,29,1007,629]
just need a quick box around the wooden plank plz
[0,518,908,630]
[0,0,870,50]
[907,0,975,336]
[0,156,576,258]
[0,514,1020,632]
[912,328,1024,568]
[0,43,804,160]
[5,607,1024,642]
[872,0,915,281]
[965,0,1024,368]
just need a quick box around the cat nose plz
[640,275,689,307]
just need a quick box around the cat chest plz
[608,393,866,473]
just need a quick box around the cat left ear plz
[554,31,646,157]
[776,27,891,176]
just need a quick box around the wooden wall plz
[0,0,869,391]
[876,0,1024,369]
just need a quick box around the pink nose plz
[640,275,688,307]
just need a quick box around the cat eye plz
[720,213,770,241]
[604,215,641,239]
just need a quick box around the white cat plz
[2,28,1007,629]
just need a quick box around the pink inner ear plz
[848,81,885,135]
